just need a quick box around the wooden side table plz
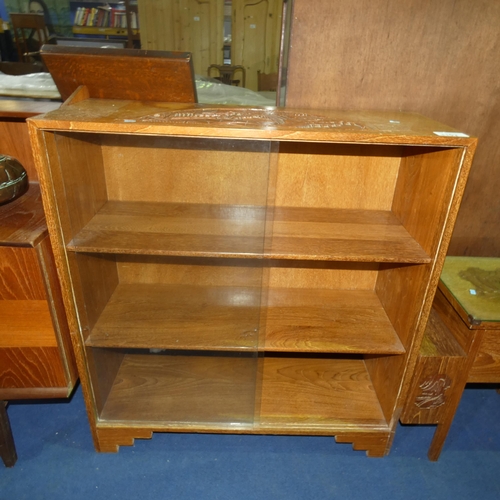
[0,101,77,467]
[402,257,500,460]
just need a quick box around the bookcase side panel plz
[391,148,463,256]
[75,253,120,334]
[53,133,108,243]
[86,347,125,416]
[368,145,475,423]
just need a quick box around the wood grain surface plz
[100,353,258,425]
[27,102,475,454]
[0,184,47,247]
[0,347,67,392]
[41,46,198,103]
[285,0,499,256]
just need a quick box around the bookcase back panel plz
[116,256,264,288]
[100,135,272,206]
[274,143,401,210]
[266,262,378,290]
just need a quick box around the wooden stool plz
[402,257,500,460]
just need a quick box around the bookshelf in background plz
[71,1,138,38]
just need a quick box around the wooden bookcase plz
[28,93,476,456]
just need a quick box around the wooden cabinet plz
[28,95,476,456]
[0,101,77,401]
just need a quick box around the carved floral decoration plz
[415,374,451,409]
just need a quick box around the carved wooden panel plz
[415,374,451,409]
[138,107,365,128]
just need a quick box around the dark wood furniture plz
[0,402,16,467]
[208,64,246,87]
[0,100,78,467]
[28,90,475,456]
[0,61,44,75]
[284,0,500,257]
[124,0,140,49]
[9,13,52,63]
[40,45,197,102]
[402,257,500,460]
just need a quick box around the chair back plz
[10,13,49,63]
[207,64,246,87]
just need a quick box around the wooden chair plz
[207,64,246,87]
[124,0,140,49]
[257,71,279,91]
[9,13,52,63]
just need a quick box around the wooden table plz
[0,100,77,467]
[402,257,500,460]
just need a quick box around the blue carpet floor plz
[1,384,499,500]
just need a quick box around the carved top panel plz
[137,108,366,130]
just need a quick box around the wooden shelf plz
[259,356,387,431]
[98,353,388,433]
[86,284,403,354]
[87,284,261,351]
[72,26,138,36]
[67,201,430,263]
[67,201,266,258]
[264,288,404,354]
[99,352,258,426]
[269,207,430,263]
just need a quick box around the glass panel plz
[53,133,272,426]
[88,348,259,428]
[440,257,500,323]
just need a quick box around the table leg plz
[0,401,17,467]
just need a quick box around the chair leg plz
[0,401,17,467]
